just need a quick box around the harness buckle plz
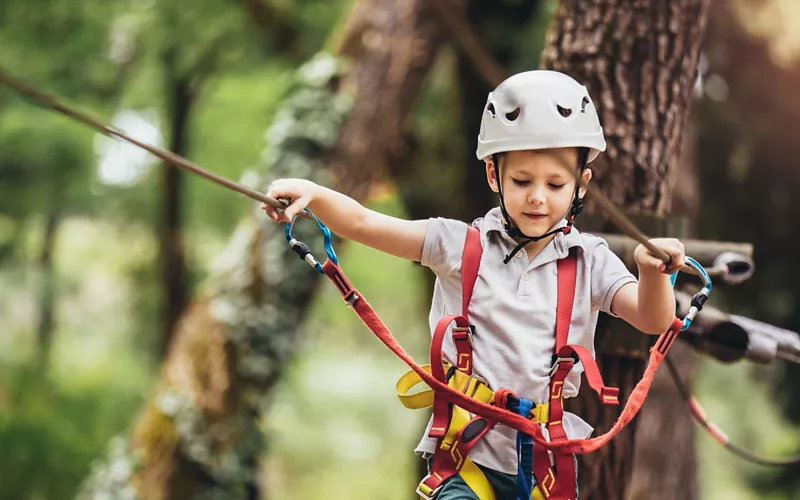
[448,369,489,399]
[452,326,474,348]
[462,374,488,398]
[344,290,359,307]
[549,357,576,378]
[416,478,441,500]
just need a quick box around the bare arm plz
[611,239,685,335]
[263,179,428,262]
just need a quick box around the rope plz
[0,68,309,219]
[665,356,800,466]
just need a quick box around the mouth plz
[522,212,548,221]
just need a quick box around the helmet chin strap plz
[493,149,589,264]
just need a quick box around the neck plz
[518,233,556,260]
[509,217,565,259]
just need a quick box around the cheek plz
[502,184,526,205]
[552,190,574,208]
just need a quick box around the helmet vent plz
[487,103,496,116]
[505,107,520,121]
[581,96,590,112]
[557,105,572,118]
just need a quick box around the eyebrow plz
[509,169,569,180]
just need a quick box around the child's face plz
[485,149,591,237]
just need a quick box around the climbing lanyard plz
[284,211,712,456]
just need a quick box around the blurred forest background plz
[1,0,799,499]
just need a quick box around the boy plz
[262,70,684,499]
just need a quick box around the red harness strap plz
[421,228,491,495]
[430,227,483,441]
[535,251,580,499]
[453,225,482,373]
[319,229,684,472]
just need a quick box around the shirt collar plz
[478,206,586,263]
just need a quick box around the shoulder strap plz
[555,248,578,352]
[461,227,483,318]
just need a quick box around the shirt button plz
[523,273,529,281]
[515,252,522,259]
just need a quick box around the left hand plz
[634,238,685,275]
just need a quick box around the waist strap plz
[396,363,552,424]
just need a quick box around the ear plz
[485,158,500,193]
[578,168,593,198]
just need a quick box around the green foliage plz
[183,63,297,234]
[0,0,355,497]
[0,107,96,218]
[2,0,798,499]
[0,365,148,500]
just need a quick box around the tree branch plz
[430,0,506,87]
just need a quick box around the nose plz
[527,184,546,205]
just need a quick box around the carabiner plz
[284,209,338,274]
[670,256,712,331]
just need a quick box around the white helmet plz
[476,70,606,162]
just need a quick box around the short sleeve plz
[421,217,469,278]
[590,242,637,314]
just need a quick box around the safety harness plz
[285,211,711,500]
[395,226,626,499]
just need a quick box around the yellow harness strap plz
[400,365,549,500]
[396,364,549,421]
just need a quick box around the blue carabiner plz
[669,256,712,331]
[284,209,338,274]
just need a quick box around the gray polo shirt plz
[415,207,637,474]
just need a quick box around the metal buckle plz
[344,291,359,307]
[416,478,441,500]
[460,373,489,398]
[452,326,474,348]
[549,357,576,378]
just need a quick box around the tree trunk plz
[628,122,699,500]
[387,0,545,490]
[540,1,710,498]
[158,63,192,360]
[79,1,445,499]
[35,201,61,367]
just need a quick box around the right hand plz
[262,178,318,223]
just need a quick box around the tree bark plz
[79,1,445,499]
[540,1,710,498]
